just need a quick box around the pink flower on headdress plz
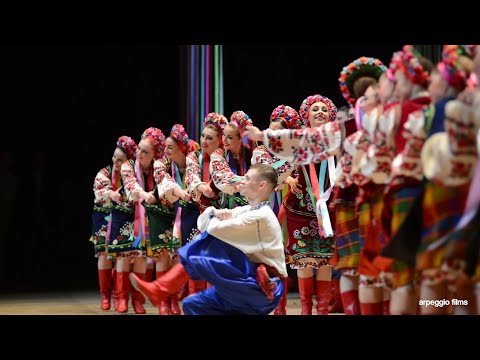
[299,94,337,127]
[386,50,404,82]
[398,45,429,86]
[437,45,472,91]
[141,127,166,159]
[270,105,304,129]
[203,112,228,134]
[338,57,388,106]
[116,136,137,160]
[169,123,199,154]
[229,110,253,137]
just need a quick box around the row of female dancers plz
[91,44,480,315]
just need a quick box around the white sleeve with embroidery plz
[361,106,397,184]
[209,148,238,195]
[121,161,143,202]
[154,159,181,203]
[262,121,342,166]
[93,167,112,205]
[391,108,427,181]
[186,151,205,202]
[422,100,479,186]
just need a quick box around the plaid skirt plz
[416,181,470,271]
[332,186,360,271]
[379,180,422,287]
[358,184,386,277]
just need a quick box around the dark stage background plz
[1,44,406,292]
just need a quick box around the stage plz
[0,292,342,315]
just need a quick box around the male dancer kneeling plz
[130,164,288,315]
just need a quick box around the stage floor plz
[0,291,342,315]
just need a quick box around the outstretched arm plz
[246,122,342,165]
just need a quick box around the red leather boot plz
[315,280,331,315]
[341,290,360,315]
[256,264,277,301]
[328,278,344,313]
[298,276,314,315]
[169,295,182,315]
[177,281,190,301]
[188,280,207,295]
[98,269,112,311]
[273,278,288,315]
[116,271,131,313]
[383,300,390,315]
[152,271,170,315]
[360,301,384,315]
[131,272,147,314]
[112,270,120,311]
[145,267,155,282]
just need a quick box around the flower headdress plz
[270,105,303,129]
[169,124,199,154]
[299,94,337,127]
[116,135,137,160]
[141,127,166,159]
[339,57,387,106]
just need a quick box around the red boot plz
[383,300,390,315]
[98,269,112,311]
[188,280,207,295]
[145,267,155,282]
[360,302,384,315]
[170,296,182,315]
[112,269,120,311]
[177,281,189,301]
[273,278,288,315]
[131,272,147,314]
[155,271,171,315]
[315,280,331,315]
[341,290,360,315]
[298,277,314,315]
[116,271,131,313]
[328,278,344,313]
[158,300,171,315]
[256,264,277,301]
